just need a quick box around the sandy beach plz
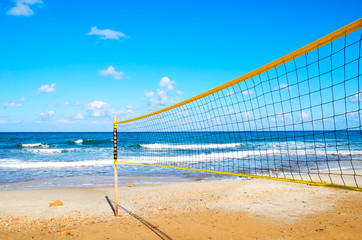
[0,179,361,239]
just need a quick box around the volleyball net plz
[113,19,362,192]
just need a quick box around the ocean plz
[0,131,361,190]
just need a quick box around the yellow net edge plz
[115,161,362,192]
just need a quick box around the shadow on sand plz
[105,196,173,240]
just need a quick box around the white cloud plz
[86,100,113,117]
[57,119,71,123]
[145,91,155,97]
[99,66,125,80]
[87,101,110,109]
[39,110,55,121]
[85,100,132,120]
[146,77,184,110]
[0,120,7,124]
[350,92,362,102]
[40,110,54,118]
[147,77,174,109]
[2,102,22,108]
[157,89,168,103]
[7,0,43,16]
[301,111,310,120]
[126,104,136,110]
[88,26,127,40]
[274,84,292,91]
[241,90,254,95]
[2,96,25,108]
[74,113,84,120]
[38,83,56,93]
[159,77,174,91]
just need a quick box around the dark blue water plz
[0,131,361,190]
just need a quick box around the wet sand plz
[0,179,361,239]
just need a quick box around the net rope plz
[115,20,362,191]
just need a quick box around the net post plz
[113,116,118,216]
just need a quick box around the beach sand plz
[0,179,361,239]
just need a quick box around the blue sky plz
[0,0,361,132]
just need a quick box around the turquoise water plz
[0,131,361,190]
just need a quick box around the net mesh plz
[115,25,362,190]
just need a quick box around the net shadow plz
[105,196,173,240]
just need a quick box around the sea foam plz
[141,143,241,149]
[25,148,79,154]
[21,143,49,148]
[0,159,112,169]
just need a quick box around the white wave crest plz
[25,148,79,154]
[141,143,241,150]
[123,149,281,164]
[75,139,83,144]
[21,143,49,148]
[0,159,112,169]
[122,148,362,164]
[282,149,362,156]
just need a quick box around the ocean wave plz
[140,143,242,150]
[25,148,80,154]
[282,149,362,156]
[122,149,281,164]
[137,143,362,157]
[0,159,112,169]
[121,149,362,164]
[124,144,143,149]
[66,139,111,145]
[138,142,358,151]
[66,139,83,144]
[1,148,361,169]
[20,143,50,148]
